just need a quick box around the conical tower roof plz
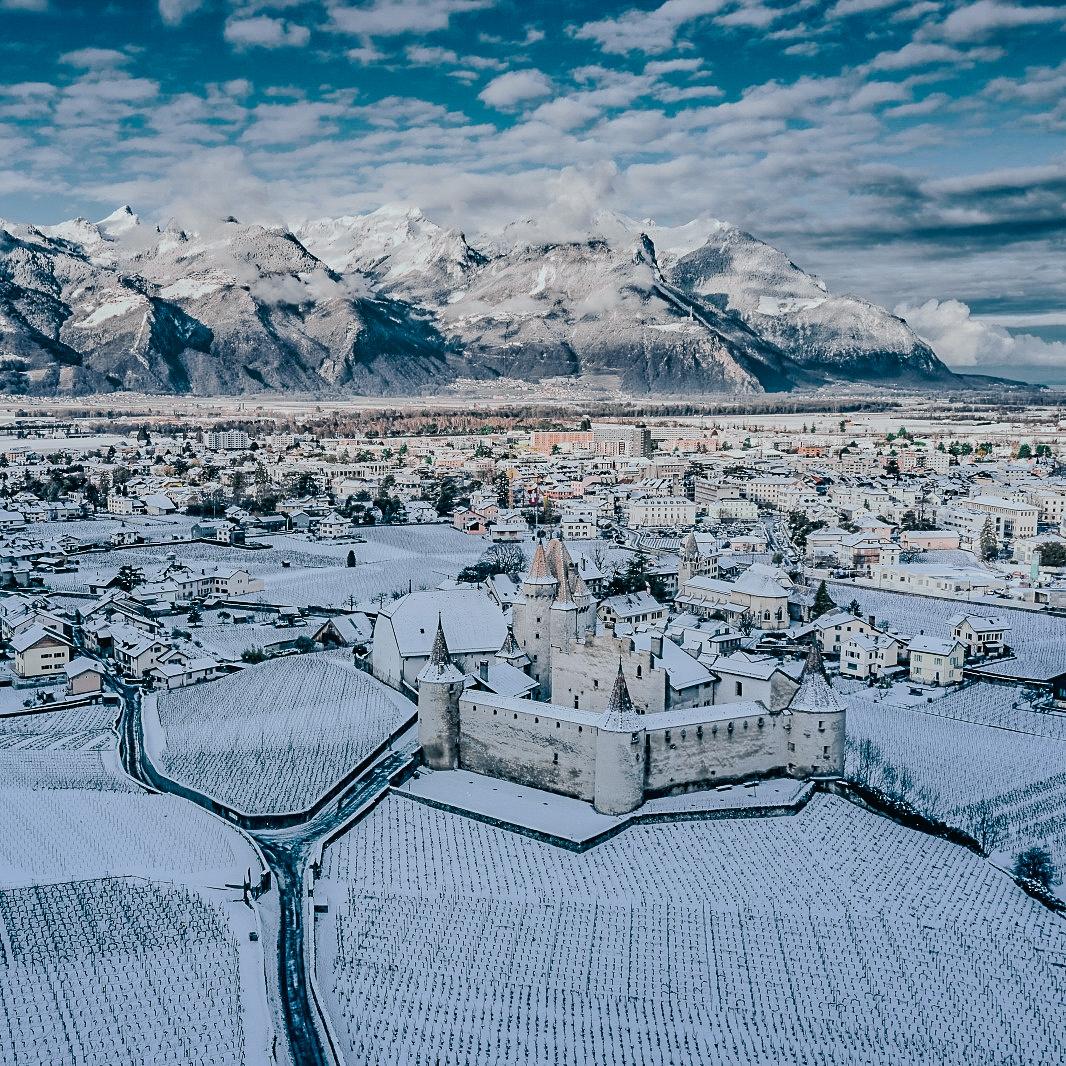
[571,571,593,608]
[497,624,529,664]
[418,615,465,684]
[545,537,567,581]
[524,542,557,586]
[601,661,640,730]
[681,531,699,559]
[790,642,844,714]
[551,562,577,609]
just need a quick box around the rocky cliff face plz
[0,203,953,396]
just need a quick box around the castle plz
[416,537,846,815]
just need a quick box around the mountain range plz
[0,203,955,397]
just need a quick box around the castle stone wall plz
[644,712,789,793]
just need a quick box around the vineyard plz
[0,701,258,888]
[317,792,1066,1066]
[0,703,115,752]
[0,878,255,1065]
[157,652,414,813]
[845,683,1066,867]
[0,697,269,1063]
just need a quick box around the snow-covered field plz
[251,526,486,608]
[316,791,1066,1066]
[156,652,415,814]
[47,525,487,608]
[0,878,259,1066]
[846,682,1066,870]
[0,703,272,1064]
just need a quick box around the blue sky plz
[1,0,1065,368]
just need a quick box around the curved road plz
[114,677,414,1066]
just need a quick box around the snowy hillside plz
[0,202,955,396]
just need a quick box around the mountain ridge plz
[0,204,956,397]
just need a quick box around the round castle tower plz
[417,617,465,770]
[787,642,847,778]
[594,663,646,815]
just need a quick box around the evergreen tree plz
[812,580,835,619]
[115,565,144,592]
[346,549,357,568]
[980,518,998,561]
[1013,847,1058,889]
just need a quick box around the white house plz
[839,633,899,680]
[908,637,965,686]
[949,614,1010,658]
[11,624,73,679]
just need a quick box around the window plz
[636,665,642,678]
[823,745,830,757]
[735,681,743,696]
[788,742,795,752]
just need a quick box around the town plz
[2,393,1065,1065]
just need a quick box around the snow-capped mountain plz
[0,203,954,396]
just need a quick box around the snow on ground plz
[0,702,273,1064]
[44,526,487,607]
[155,651,415,814]
[0,704,258,888]
[846,682,1066,870]
[399,768,809,843]
[316,791,1066,1066]
[0,878,262,1066]
[251,527,486,609]
[189,619,321,662]
[828,581,1066,680]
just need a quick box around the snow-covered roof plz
[909,636,962,655]
[380,588,507,659]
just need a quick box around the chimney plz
[868,615,876,628]
[650,634,663,658]
[479,659,488,682]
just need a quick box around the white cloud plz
[934,1,1066,42]
[347,44,386,64]
[828,0,906,16]
[405,44,504,69]
[897,298,1066,366]
[528,96,601,130]
[158,0,205,25]
[225,15,311,48]
[0,0,49,9]
[643,57,703,75]
[327,0,494,38]
[573,0,728,55]
[478,70,554,109]
[864,42,1000,71]
[784,42,821,57]
[59,48,130,70]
